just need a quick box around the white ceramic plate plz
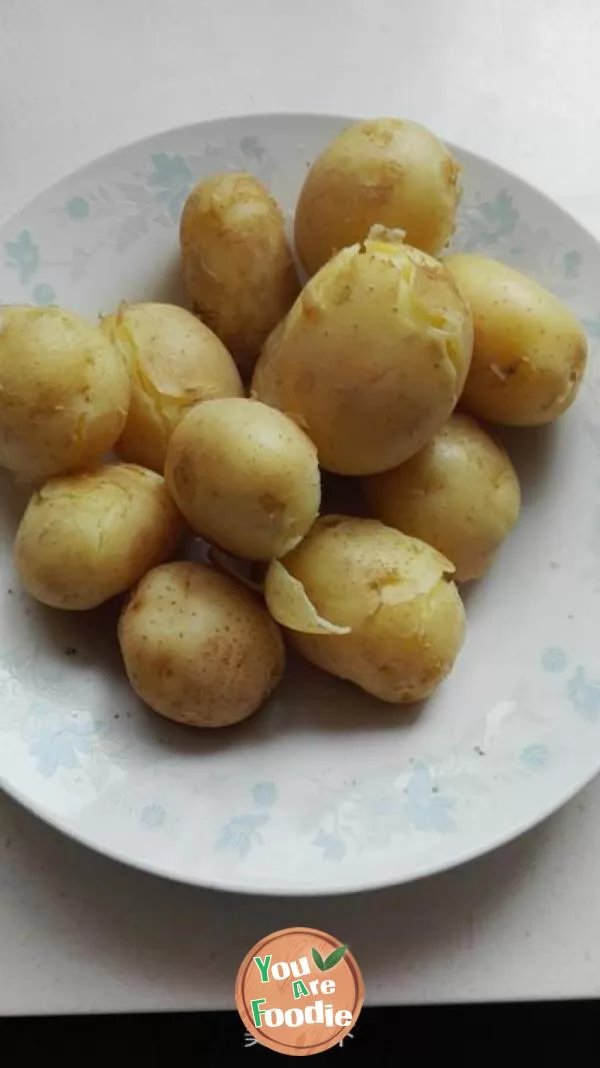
[2,114,600,896]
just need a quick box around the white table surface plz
[2,0,600,1015]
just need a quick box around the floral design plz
[521,744,550,770]
[567,666,600,722]
[541,647,568,673]
[145,152,193,222]
[216,812,269,858]
[32,282,57,305]
[454,190,519,252]
[141,803,167,829]
[4,229,39,284]
[252,781,278,807]
[404,762,455,833]
[19,701,100,778]
[65,196,90,220]
[313,829,347,861]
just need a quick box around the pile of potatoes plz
[1,117,588,730]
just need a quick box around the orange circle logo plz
[235,926,364,1056]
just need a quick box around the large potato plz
[101,302,243,473]
[0,306,130,480]
[362,412,521,582]
[14,464,184,610]
[295,118,461,276]
[119,560,285,728]
[165,397,320,560]
[252,237,473,475]
[180,172,299,377]
[444,254,588,424]
[265,516,465,704]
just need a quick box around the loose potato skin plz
[265,516,465,704]
[180,172,299,378]
[0,306,130,480]
[444,254,588,425]
[295,118,461,276]
[118,561,285,728]
[101,302,243,473]
[165,397,320,560]
[14,464,185,610]
[252,239,473,475]
[362,412,521,582]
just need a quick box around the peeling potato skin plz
[118,561,285,728]
[14,464,185,610]
[362,412,521,582]
[165,397,320,561]
[0,306,130,480]
[252,242,473,475]
[295,118,461,276]
[444,254,588,425]
[273,516,465,704]
[179,172,300,379]
[101,302,243,473]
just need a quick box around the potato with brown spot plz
[265,516,465,704]
[180,172,299,377]
[15,464,184,609]
[0,305,130,480]
[118,560,285,728]
[252,237,473,475]
[362,412,521,582]
[165,397,320,560]
[101,302,243,473]
[444,254,588,424]
[295,118,461,276]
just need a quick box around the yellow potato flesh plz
[118,560,285,728]
[265,516,465,704]
[363,412,521,581]
[165,397,320,561]
[101,302,243,473]
[444,254,587,425]
[180,172,299,378]
[14,464,184,610]
[252,240,473,475]
[295,118,461,276]
[0,306,130,480]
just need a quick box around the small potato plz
[165,397,320,560]
[119,560,285,728]
[180,172,299,377]
[295,118,461,276]
[15,464,184,610]
[252,236,472,475]
[265,516,465,704]
[0,306,130,480]
[101,302,243,473]
[362,412,521,582]
[444,254,588,425]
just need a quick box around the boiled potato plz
[362,412,521,582]
[180,172,299,377]
[265,516,465,704]
[295,118,461,276]
[14,464,184,610]
[165,397,320,560]
[444,254,588,424]
[119,560,285,727]
[0,306,130,480]
[252,236,473,475]
[100,302,243,473]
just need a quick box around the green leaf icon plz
[323,944,349,970]
[311,947,326,971]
